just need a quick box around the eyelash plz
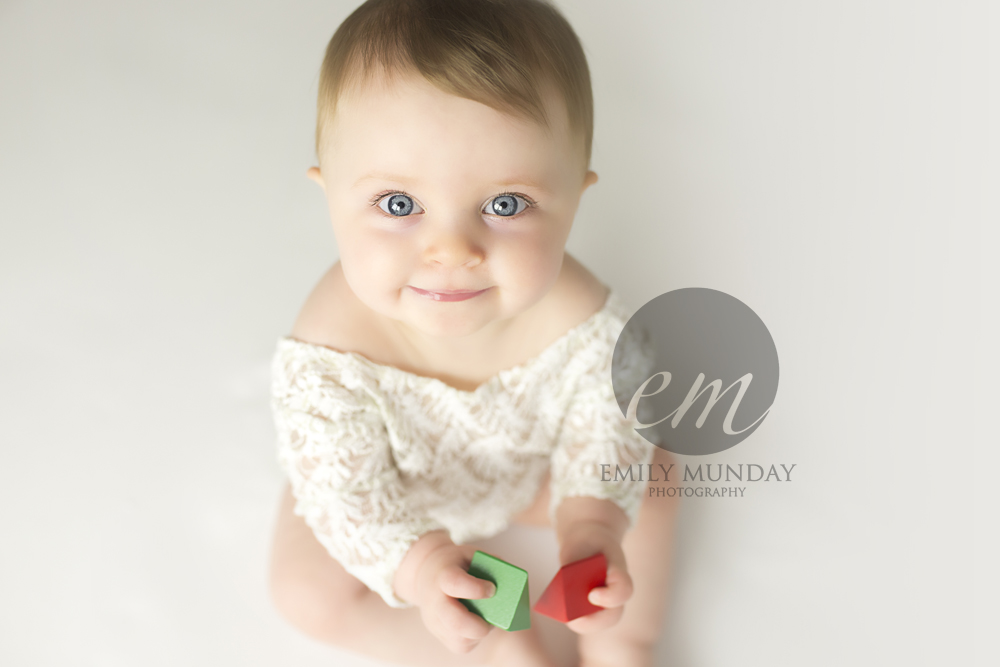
[367,189,538,217]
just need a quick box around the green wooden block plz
[459,550,531,631]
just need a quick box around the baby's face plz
[309,70,597,339]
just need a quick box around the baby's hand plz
[413,542,496,654]
[558,523,632,635]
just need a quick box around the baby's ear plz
[306,166,326,191]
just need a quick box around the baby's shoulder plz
[286,253,611,365]
[553,252,611,325]
[288,262,397,363]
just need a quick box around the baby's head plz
[307,0,599,339]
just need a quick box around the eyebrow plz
[352,172,551,193]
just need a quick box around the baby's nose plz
[422,222,485,268]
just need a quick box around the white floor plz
[0,1,990,666]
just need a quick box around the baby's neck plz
[379,299,547,385]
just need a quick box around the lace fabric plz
[270,289,659,609]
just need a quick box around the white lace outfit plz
[270,289,660,609]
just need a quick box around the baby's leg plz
[576,446,680,667]
[268,482,554,667]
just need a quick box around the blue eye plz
[484,194,529,217]
[370,190,534,218]
[376,192,424,217]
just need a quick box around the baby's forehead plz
[332,69,572,147]
[347,68,562,118]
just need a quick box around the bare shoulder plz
[288,253,609,362]
[552,251,611,326]
[288,262,383,354]
[526,252,610,341]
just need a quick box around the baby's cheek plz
[344,246,406,297]
[493,240,562,291]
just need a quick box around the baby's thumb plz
[589,565,632,608]
[475,578,497,599]
[442,565,496,599]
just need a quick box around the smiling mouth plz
[409,286,491,301]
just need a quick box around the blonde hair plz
[315,0,594,171]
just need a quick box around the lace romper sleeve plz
[271,340,446,609]
[547,309,660,529]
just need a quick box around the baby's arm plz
[546,320,660,633]
[548,443,654,639]
[271,350,494,653]
[552,495,633,634]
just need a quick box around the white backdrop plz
[0,0,994,665]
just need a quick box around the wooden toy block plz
[459,550,531,631]
[533,552,607,623]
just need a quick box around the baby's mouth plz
[408,286,491,301]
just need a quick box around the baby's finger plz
[438,595,493,641]
[439,564,497,600]
[587,563,633,608]
[566,604,624,635]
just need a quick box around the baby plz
[268,1,678,666]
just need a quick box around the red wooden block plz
[533,552,607,622]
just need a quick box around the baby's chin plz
[402,318,494,340]
[357,284,542,340]
[396,298,509,340]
